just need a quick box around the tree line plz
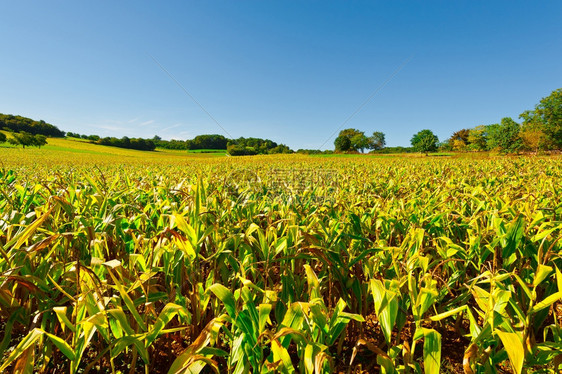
[65,132,294,154]
[441,88,562,153]
[331,87,561,155]
[0,114,65,137]
[3,87,559,155]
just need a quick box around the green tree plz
[334,128,367,152]
[351,133,369,153]
[368,131,386,150]
[487,117,522,153]
[411,129,439,155]
[32,134,47,148]
[8,132,35,148]
[0,132,6,143]
[334,135,351,152]
[520,88,562,149]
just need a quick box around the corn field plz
[1,154,561,373]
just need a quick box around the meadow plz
[0,139,561,373]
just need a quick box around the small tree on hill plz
[0,132,6,144]
[411,129,439,155]
[8,132,48,148]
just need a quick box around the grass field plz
[1,138,561,373]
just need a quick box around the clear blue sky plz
[1,1,560,149]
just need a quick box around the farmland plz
[1,144,561,373]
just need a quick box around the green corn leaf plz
[209,283,236,318]
[147,303,188,346]
[423,328,441,374]
[371,279,398,345]
[107,270,147,332]
[44,331,76,360]
[258,303,272,333]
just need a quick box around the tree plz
[334,135,351,152]
[520,88,562,149]
[448,129,470,151]
[9,132,35,148]
[0,132,6,143]
[351,133,369,153]
[486,117,522,153]
[467,125,487,151]
[519,120,546,153]
[368,131,386,150]
[411,129,439,155]
[32,134,47,148]
[334,128,374,152]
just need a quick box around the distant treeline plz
[0,113,65,137]
[227,137,292,155]
[441,88,562,153]
[66,132,294,154]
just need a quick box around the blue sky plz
[1,1,561,149]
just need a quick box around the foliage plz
[335,128,386,153]
[0,113,65,137]
[467,125,487,151]
[371,146,414,154]
[97,136,156,151]
[368,131,386,150]
[334,134,352,152]
[520,88,562,149]
[226,144,258,156]
[225,138,292,156]
[0,132,6,143]
[185,134,228,150]
[7,132,48,148]
[411,129,439,154]
[487,117,522,153]
[449,128,470,150]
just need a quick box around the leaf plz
[11,207,54,250]
[53,306,76,333]
[423,329,441,374]
[496,330,524,374]
[0,328,43,371]
[430,305,467,321]
[370,279,398,345]
[258,303,272,333]
[147,303,189,346]
[102,259,122,268]
[208,284,236,317]
[107,271,147,332]
[533,264,553,288]
[44,331,76,360]
[531,292,562,314]
[271,339,295,374]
